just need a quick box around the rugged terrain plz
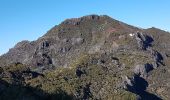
[0,15,170,100]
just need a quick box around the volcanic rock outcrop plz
[0,15,170,100]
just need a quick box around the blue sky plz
[0,0,170,55]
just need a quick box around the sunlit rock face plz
[0,15,170,100]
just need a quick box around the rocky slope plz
[0,15,170,100]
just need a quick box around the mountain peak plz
[61,14,111,26]
[1,15,170,100]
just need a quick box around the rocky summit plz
[0,15,170,100]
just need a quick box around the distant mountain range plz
[0,15,170,100]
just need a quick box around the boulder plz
[59,46,72,53]
[75,67,85,77]
[133,63,153,77]
[71,37,84,45]
[150,50,164,68]
[135,32,153,50]
[122,76,135,90]
[111,57,119,66]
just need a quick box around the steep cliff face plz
[0,15,170,100]
[0,15,140,70]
